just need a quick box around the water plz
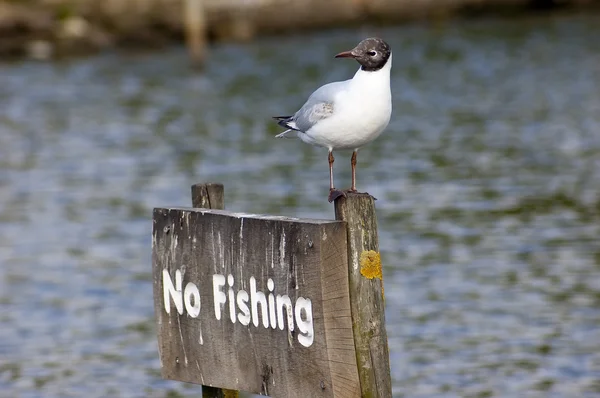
[1,11,600,398]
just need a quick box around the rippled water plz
[1,11,600,398]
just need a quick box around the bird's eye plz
[367,51,377,57]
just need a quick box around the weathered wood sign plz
[152,207,360,397]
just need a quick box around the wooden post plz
[153,199,358,396]
[334,193,392,398]
[191,183,238,398]
[191,182,224,210]
[183,0,207,68]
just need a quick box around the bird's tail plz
[273,115,293,127]
[273,116,300,139]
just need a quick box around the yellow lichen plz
[360,250,382,280]
[360,250,385,299]
[223,389,239,398]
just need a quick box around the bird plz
[273,37,392,202]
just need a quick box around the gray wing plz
[287,80,348,132]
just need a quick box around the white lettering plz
[163,269,183,315]
[184,282,201,318]
[295,298,314,347]
[267,278,277,329]
[227,274,236,324]
[250,276,269,328]
[161,269,315,348]
[276,294,293,331]
[237,290,251,325]
[212,274,226,320]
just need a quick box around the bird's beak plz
[335,50,355,58]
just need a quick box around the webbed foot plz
[328,188,346,203]
[342,189,377,201]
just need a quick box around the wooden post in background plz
[334,193,392,397]
[191,183,238,398]
[191,182,224,209]
[183,0,207,68]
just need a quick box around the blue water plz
[1,11,600,397]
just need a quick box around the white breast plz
[304,54,392,150]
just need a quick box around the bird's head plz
[335,38,391,72]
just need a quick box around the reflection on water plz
[1,11,600,398]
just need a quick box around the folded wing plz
[273,80,348,136]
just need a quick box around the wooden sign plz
[152,207,360,397]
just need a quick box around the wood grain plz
[334,192,392,398]
[190,183,237,398]
[191,182,225,210]
[152,205,360,397]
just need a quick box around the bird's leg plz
[328,150,345,202]
[328,150,335,190]
[349,150,358,192]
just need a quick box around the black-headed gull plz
[274,38,392,202]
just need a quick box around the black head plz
[335,38,391,72]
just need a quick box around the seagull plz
[274,37,392,202]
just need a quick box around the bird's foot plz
[342,189,377,201]
[328,188,346,203]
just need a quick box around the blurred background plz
[1,0,600,397]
